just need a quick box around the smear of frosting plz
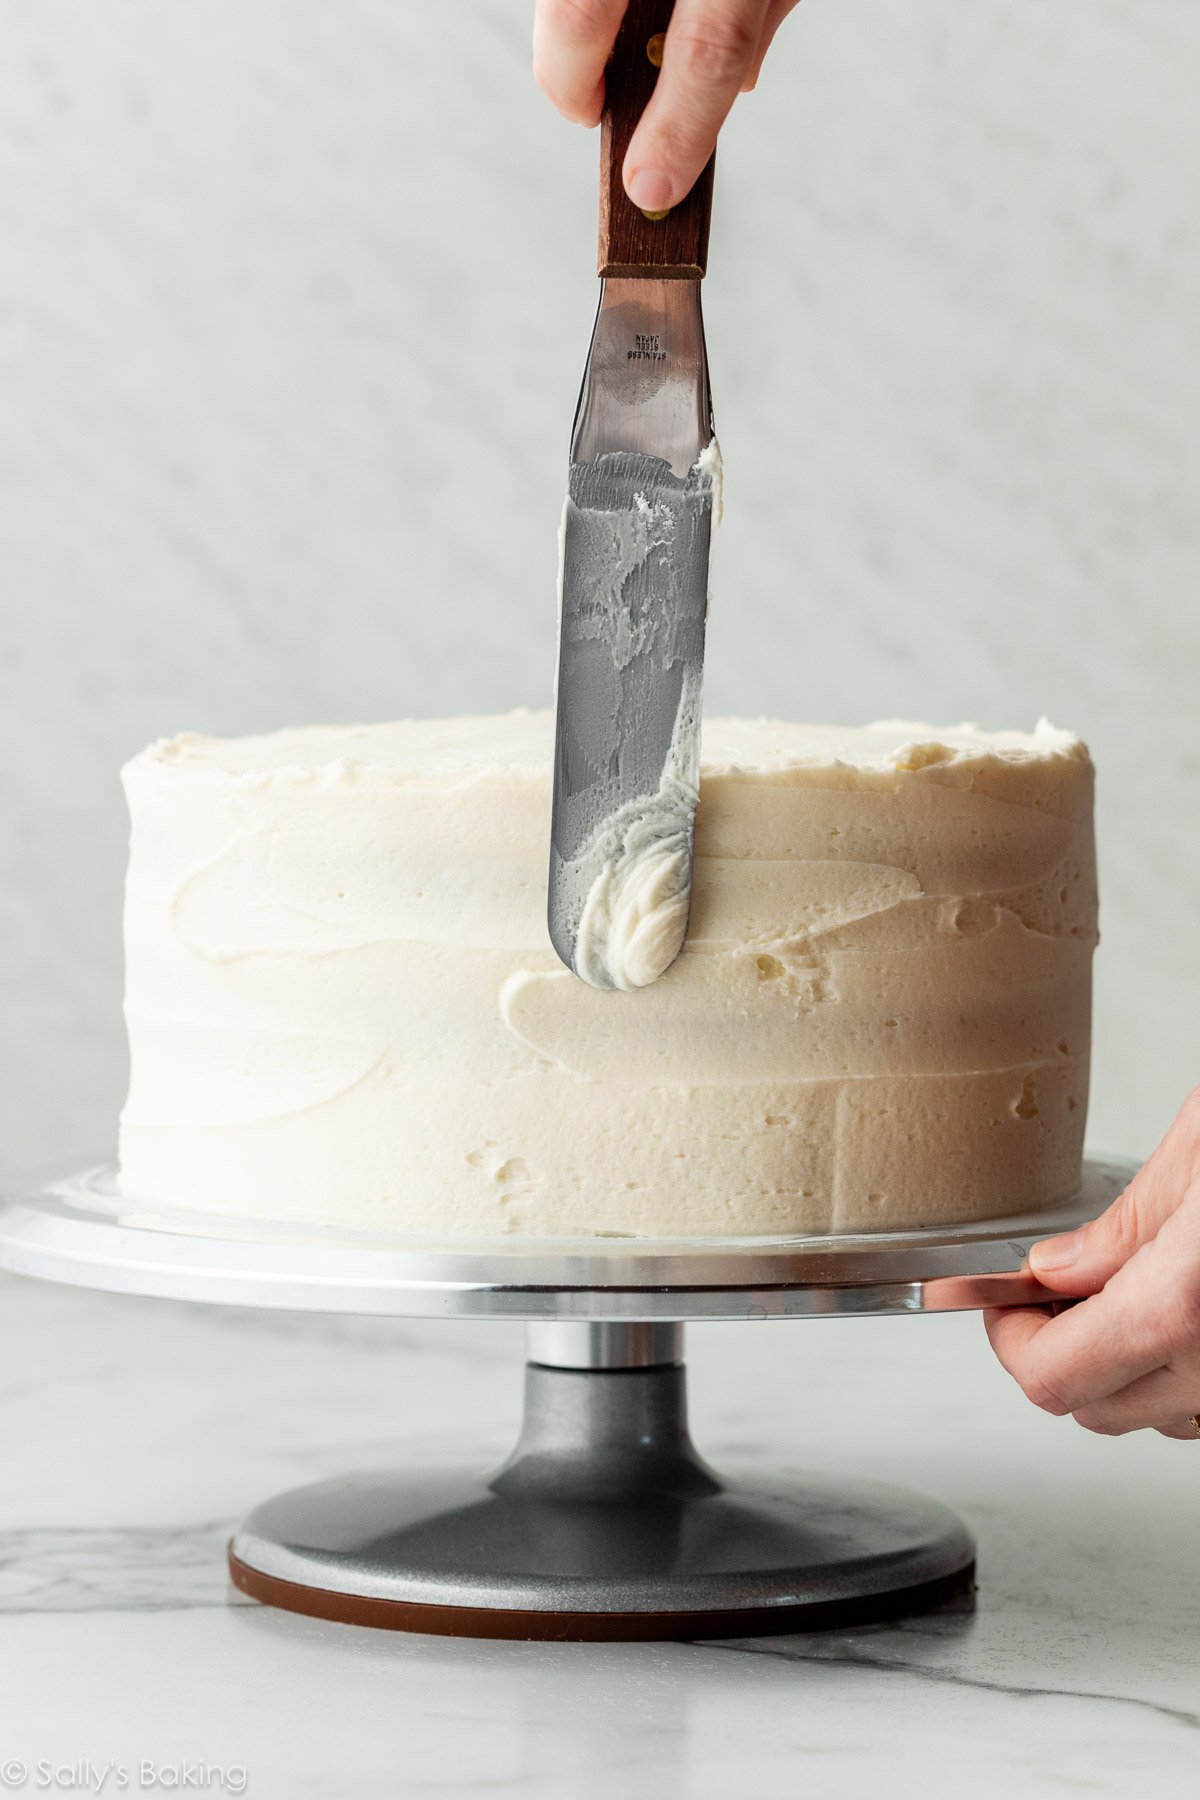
[694,436,723,528]
[571,670,700,991]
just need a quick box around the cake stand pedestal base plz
[12,1161,1120,1642]
[228,1323,976,1641]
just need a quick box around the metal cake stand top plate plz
[0,1158,1131,1322]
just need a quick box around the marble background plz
[1,0,1198,1173]
[2,7,1199,1790]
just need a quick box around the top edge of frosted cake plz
[123,711,1090,789]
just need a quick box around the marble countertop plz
[1,1262,1196,1798]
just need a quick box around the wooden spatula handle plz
[598,1,715,280]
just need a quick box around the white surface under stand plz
[0,1158,1131,1642]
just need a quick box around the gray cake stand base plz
[229,1324,976,1639]
[0,1158,1132,1640]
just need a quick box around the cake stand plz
[0,1157,1130,1641]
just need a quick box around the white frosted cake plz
[118,713,1097,1238]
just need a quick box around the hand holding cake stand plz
[0,1157,1128,1641]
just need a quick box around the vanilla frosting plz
[571,660,703,992]
[118,712,1097,1238]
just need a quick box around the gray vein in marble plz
[704,1635,1200,1734]
[0,1522,245,1614]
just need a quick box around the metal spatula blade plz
[547,0,718,993]
[549,280,716,991]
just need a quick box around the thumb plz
[1031,1092,1200,1293]
[1029,1187,1153,1295]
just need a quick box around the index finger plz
[624,0,770,211]
[533,0,627,126]
[984,1304,1067,1407]
[985,1254,1172,1416]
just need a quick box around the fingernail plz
[627,168,673,214]
[1030,1229,1083,1272]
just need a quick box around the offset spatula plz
[548,0,719,993]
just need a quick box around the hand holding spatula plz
[547,1,722,992]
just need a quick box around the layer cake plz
[118,713,1097,1237]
